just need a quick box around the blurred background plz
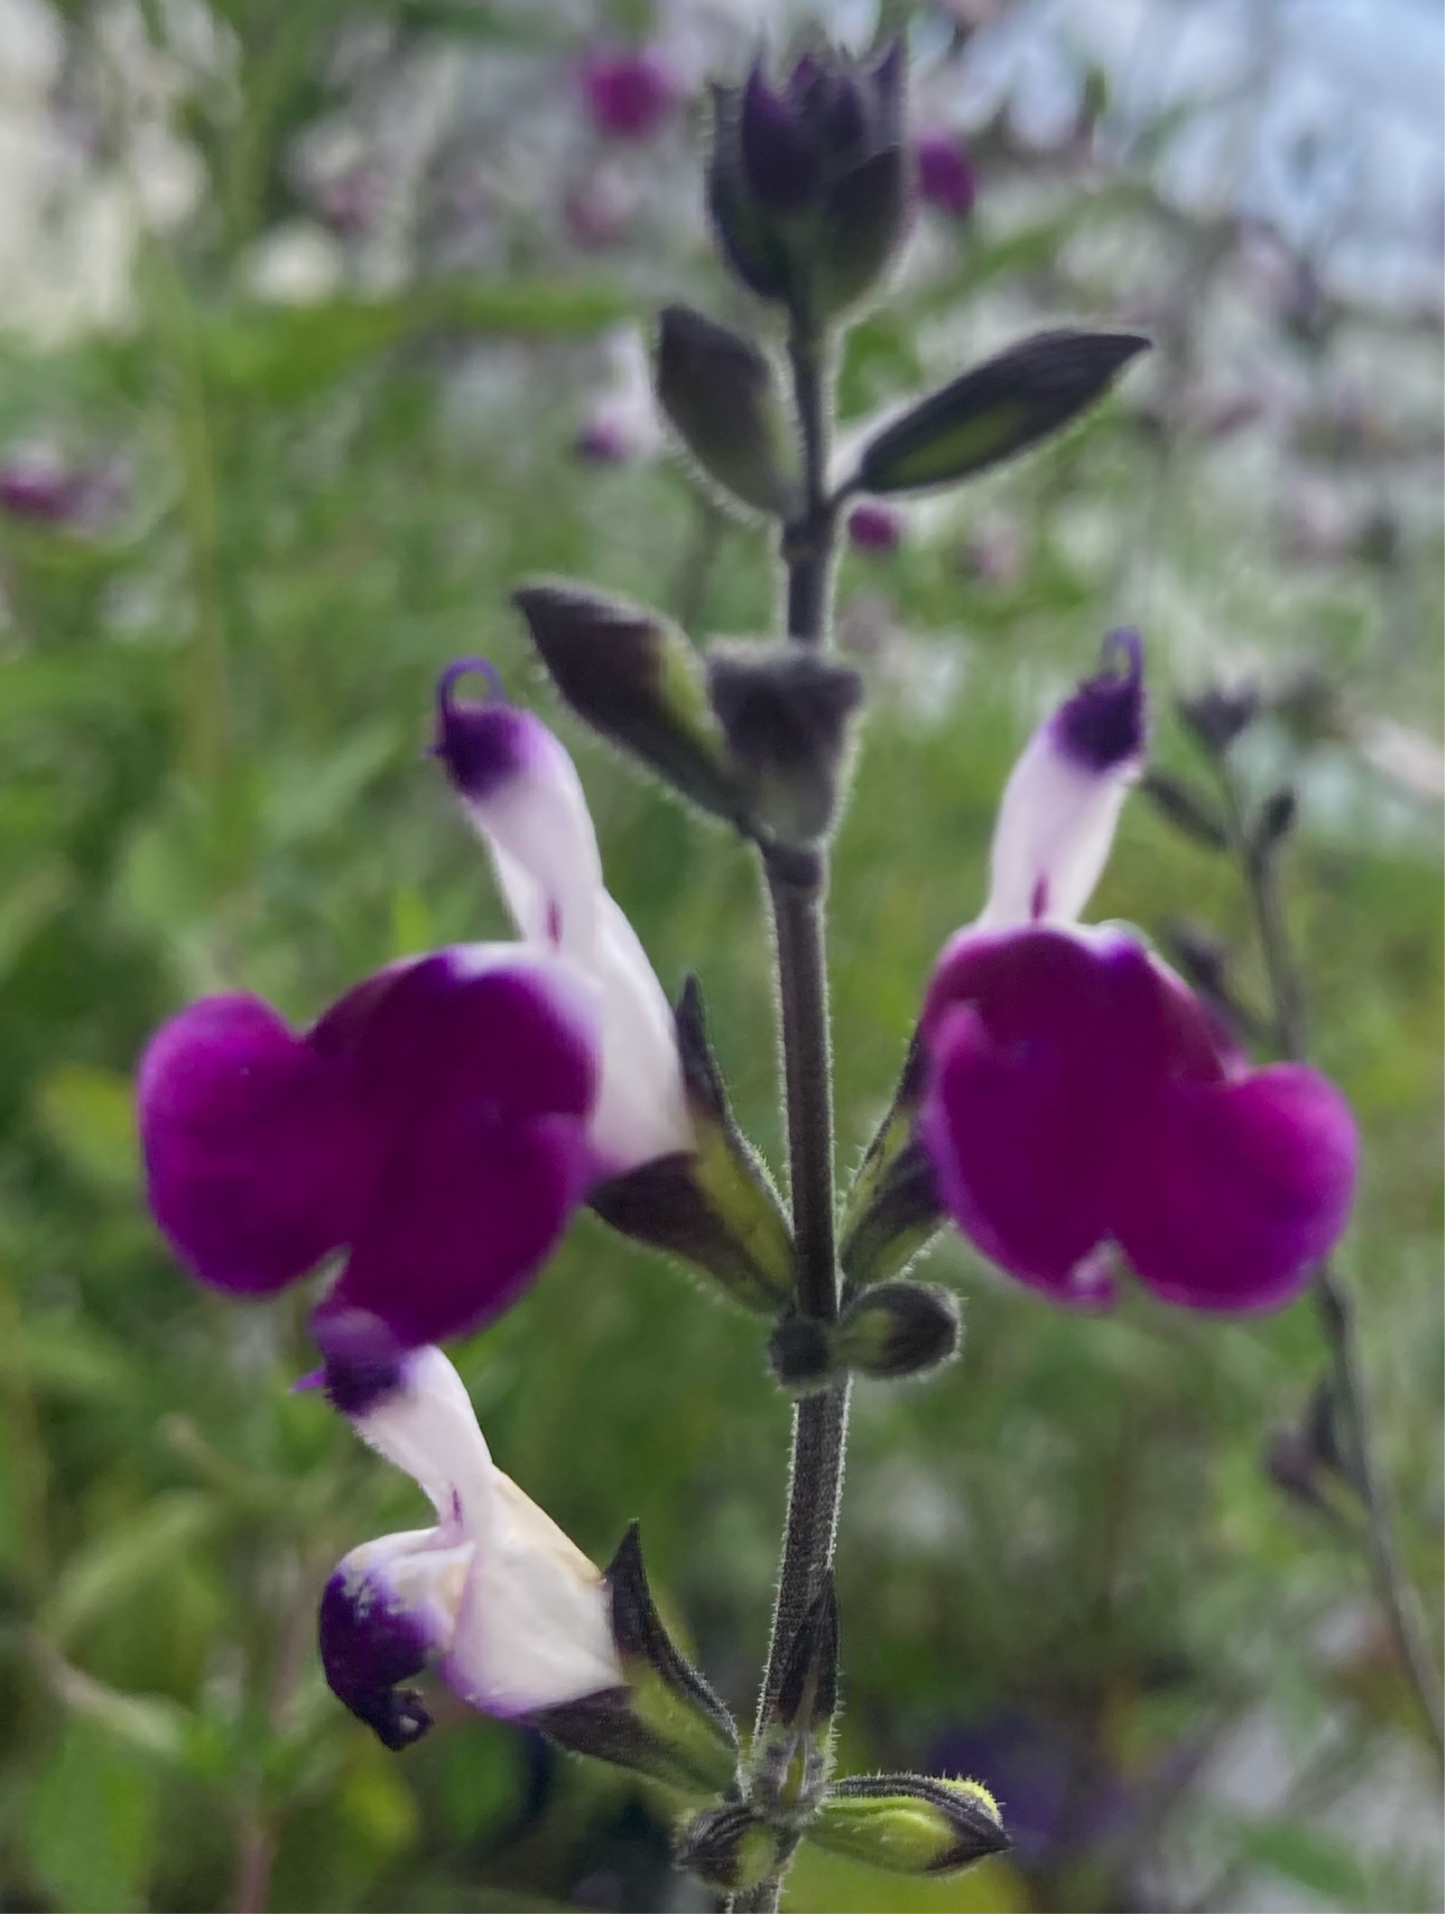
[0,0,1440,1908]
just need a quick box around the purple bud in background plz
[580,47,678,142]
[847,501,902,554]
[916,129,976,219]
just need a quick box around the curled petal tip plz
[319,1566,436,1750]
[436,657,507,717]
[1053,629,1147,773]
[433,660,530,801]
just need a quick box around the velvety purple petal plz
[319,1565,433,1750]
[317,955,599,1346]
[316,951,598,1129]
[919,929,1119,1298]
[324,1110,591,1348]
[138,994,371,1295]
[1112,1062,1358,1311]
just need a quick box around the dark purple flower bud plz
[847,500,903,553]
[706,40,911,321]
[740,62,819,211]
[580,47,678,142]
[916,130,976,219]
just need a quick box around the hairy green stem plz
[1219,770,1444,1765]
[737,324,850,1914]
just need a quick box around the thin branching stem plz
[735,321,851,1914]
[1216,766,1444,1766]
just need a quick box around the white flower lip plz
[322,1346,621,1737]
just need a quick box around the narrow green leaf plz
[853,328,1149,495]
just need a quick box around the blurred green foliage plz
[0,1,1440,1910]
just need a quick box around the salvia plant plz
[129,31,1433,1911]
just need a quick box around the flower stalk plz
[1215,761,1444,1765]
[740,316,850,1913]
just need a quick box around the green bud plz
[707,641,864,847]
[676,1805,788,1892]
[655,305,801,519]
[531,1524,740,1797]
[835,1280,959,1381]
[591,976,795,1315]
[513,581,750,827]
[809,1774,1009,1876]
[853,329,1149,495]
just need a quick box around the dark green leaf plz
[853,328,1149,494]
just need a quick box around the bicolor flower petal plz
[979,629,1146,930]
[319,1345,621,1745]
[139,946,599,1350]
[434,662,692,1177]
[918,635,1357,1313]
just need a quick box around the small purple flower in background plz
[580,47,678,143]
[138,665,690,1356]
[915,129,976,220]
[563,171,638,252]
[573,327,664,468]
[961,517,1023,587]
[0,451,122,529]
[925,1712,1129,1868]
[918,633,1357,1312]
[847,500,903,555]
[320,1343,620,1747]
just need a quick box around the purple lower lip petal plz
[319,1567,435,1750]
[137,993,371,1297]
[919,925,1357,1313]
[140,952,601,1353]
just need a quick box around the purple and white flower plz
[138,665,689,1352]
[319,1343,621,1747]
[918,633,1357,1313]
